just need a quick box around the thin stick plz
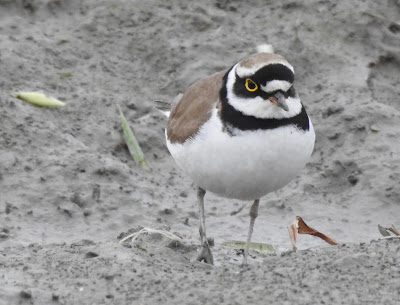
[119,227,182,244]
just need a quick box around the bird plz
[162,52,315,265]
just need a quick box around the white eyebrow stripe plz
[261,80,292,93]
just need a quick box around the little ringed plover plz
[163,52,315,265]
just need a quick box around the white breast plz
[167,109,315,200]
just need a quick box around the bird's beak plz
[268,91,289,111]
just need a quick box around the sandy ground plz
[1,0,400,304]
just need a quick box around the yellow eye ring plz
[245,78,258,92]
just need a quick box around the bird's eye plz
[245,78,258,92]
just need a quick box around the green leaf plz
[56,72,72,78]
[117,104,150,171]
[15,91,66,107]
[223,240,276,255]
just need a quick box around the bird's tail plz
[154,93,183,118]
[154,100,171,117]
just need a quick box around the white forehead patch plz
[236,60,294,78]
[261,80,292,93]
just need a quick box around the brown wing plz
[167,70,227,144]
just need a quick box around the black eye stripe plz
[233,76,296,99]
[232,63,295,99]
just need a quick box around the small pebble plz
[20,290,32,299]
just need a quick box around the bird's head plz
[224,53,302,119]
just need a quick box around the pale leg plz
[242,199,260,265]
[196,187,214,264]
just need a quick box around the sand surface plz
[1,0,400,304]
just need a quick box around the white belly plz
[167,111,315,200]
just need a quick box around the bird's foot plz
[196,242,214,265]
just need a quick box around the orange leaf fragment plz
[388,225,400,236]
[287,219,298,252]
[287,216,338,252]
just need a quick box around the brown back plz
[167,70,227,144]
